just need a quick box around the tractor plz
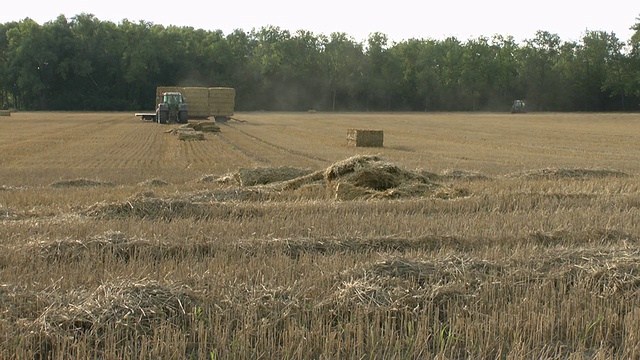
[511,100,526,114]
[156,92,189,124]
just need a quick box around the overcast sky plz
[2,0,639,44]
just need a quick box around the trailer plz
[136,86,235,123]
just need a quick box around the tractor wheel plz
[157,110,169,124]
[178,111,189,124]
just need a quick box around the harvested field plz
[1,112,640,359]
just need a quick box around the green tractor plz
[510,99,526,114]
[156,92,189,124]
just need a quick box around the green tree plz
[364,32,403,111]
[518,31,562,110]
[5,18,57,109]
[323,32,364,110]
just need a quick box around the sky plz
[2,0,639,44]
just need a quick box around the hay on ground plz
[236,166,313,186]
[506,168,629,179]
[440,169,489,181]
[321,155,449,200]
[138,178,169,187]
[34,278,197,337]
[50,179,114,188]
[191,122,220,132]
[278,170,325,190]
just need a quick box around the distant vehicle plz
[511,100,526,113]
[135,91,189,124]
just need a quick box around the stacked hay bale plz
[0,110,10,117]
[209,87,235,121]
[180,87,210,119]
[347,129,383,147]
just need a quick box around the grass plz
[1,111,640,359]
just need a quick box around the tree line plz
[1,13,640,112]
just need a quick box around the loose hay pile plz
[235,166,313,186]
[138,178,169,187]
[196,155,468,201]
[27,230,159,262]
[33,278,197,338]
[322,155,448,200]
[188,121,220,132]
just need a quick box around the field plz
[1,112,640,359]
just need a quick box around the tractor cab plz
[163,92,185,105]
[511,100,526,113]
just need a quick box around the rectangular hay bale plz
[178,130,205,141]
[347,129,384,147]
[209,87,235,117]
[0,110,10,117]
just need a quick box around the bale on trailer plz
[347,129,384,147]
[0,110,10,117]
[180,87,210,119]
[209,87,235,122]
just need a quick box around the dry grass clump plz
[318,255,490,314]
[238,236,455,259]
[84,192,267,220]
[322,155,464,200]
[198,168,315,187]
[235,166,313,186]
[50,178,115,188]
[193,156,467,201]
[30,279,197,344]
[25,230,158,262]
[0,205,18,220]
[506,167,629,179]
[138,178,169,187]
[84,193,211,220]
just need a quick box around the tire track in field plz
[219,123,329,163]
[214,132,271,165]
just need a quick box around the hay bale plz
[181,87,210,118]
[347,129,383,147]
[178,131,205,141]
[192,122,220,133]
[0,110,10,117]
[209,87,235,117]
